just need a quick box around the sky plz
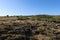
[0,0,60,16]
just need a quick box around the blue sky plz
[0,0,60,16]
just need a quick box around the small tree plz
[6,15,9,17]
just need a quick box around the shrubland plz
[0,15,60,40]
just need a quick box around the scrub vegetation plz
[0,15,60,40]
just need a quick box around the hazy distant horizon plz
[0,13,60,16]
[0,0,60,16]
